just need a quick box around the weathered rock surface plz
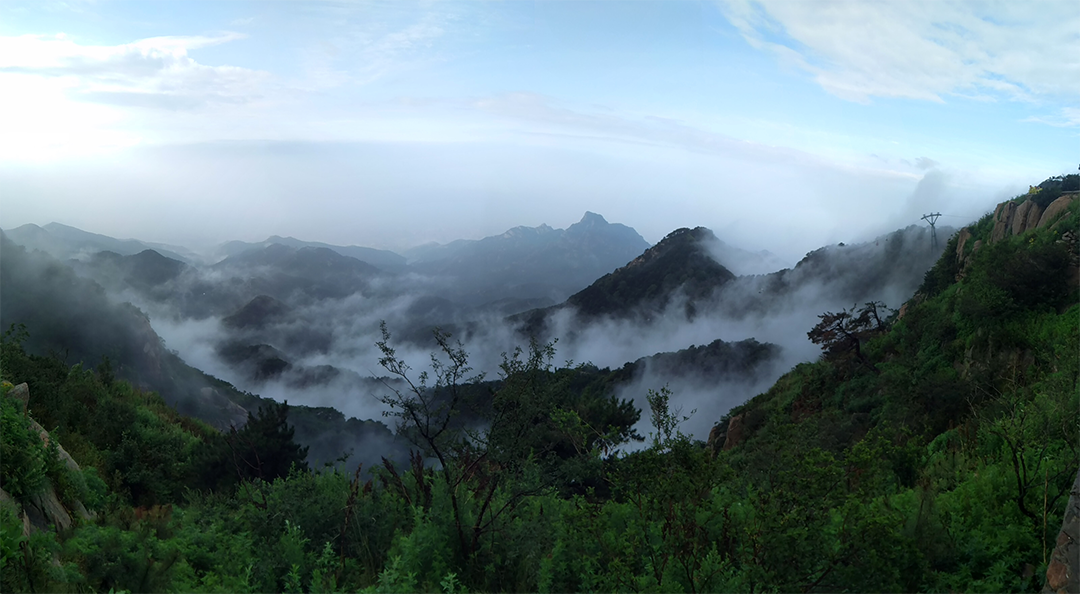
[28,417,81,473]
[1044,467,1080,593]
[723,413,746,451]
[9,382,29,412]
[992,201,1019,243]
[956,228,973,260]
[952,193,1075,282]
[989,196,1073,244]
[1,385,95,534]
[954,229,981,279]
[706,421,728,457]
[1039,194,1079,229]
[199,386,251,430]
[28,487,74,531]
[1012,199,1044,236]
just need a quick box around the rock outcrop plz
[989,196,1041,240]
[954,194,1076,281]
[9,381,29,413]
[1012,199,1044,236]
[0,385,95,535]
[722,413,747,451]
[991,201,1020,243]
[954,229,981,279]
[1044,468,1080,594]
[706,409,767,455]
[1040,194,1080,230]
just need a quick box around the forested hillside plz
[1,178,1077,593]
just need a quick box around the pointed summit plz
[564,225,734,319]
[577,211,609,226]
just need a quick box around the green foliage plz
[199,400,310,492]
[644,385,693,451]
[1033,173,1080,208]
[0,389,50,501]
[63,521,176,592]
[0,180,1075,592]
[920,231,963,297]
[0,505,26,590]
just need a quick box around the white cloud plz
[1022,106,1080,128]
[0,33,269,109]
[0,32,270,159]
[717,0,1080,104]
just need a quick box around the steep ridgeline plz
[0,233,405,468]
[514,222,950,340]
[405,212,651,307]
[512,227,735,336]
[0,233,247,428]
[721,223,953,319]
[705,183,1078,592]
[569,227,735,320]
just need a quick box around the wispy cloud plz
[717,0,1080,104]
[1021,106,1080,129]
[0,33,269,110]
[472,92,822,164]
[296,8,451,90]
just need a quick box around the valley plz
[4,206,947,448]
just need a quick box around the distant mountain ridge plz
[215,235,406,272]
[0,231,407,468]
[7,214,652,311]
[405,211,652,306]
[514,223,953,339]
[4,222,198,263]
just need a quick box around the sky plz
[0,0,1077,263]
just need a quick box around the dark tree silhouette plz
[807,302,890,368]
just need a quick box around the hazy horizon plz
[1,1,1077,264]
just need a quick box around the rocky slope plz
[1,382,94,535]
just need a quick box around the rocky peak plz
[624,227,716,269]
[576,211,608,227]
[497,224,557,241]
[955,193,1077,279]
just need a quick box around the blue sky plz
[0,0,1077,261]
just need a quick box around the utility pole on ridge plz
[921,212,941,250]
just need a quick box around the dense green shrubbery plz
[0,385,50,501]
[0,179,1076,593]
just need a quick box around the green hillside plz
[1,177,1077,593]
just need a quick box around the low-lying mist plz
[120,222,947,445]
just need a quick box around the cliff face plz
[993,194,1076,241]
[954,193,1078,282]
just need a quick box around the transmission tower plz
[921,212,941,250]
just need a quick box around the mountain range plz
[1,176,1076,594]
[3,206,952,442]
